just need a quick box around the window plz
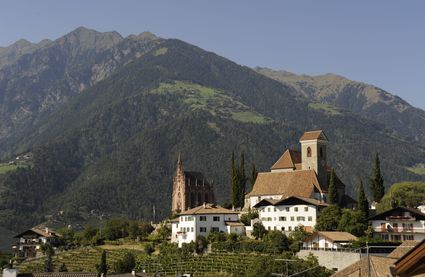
[274,226,277,230]
[211,227,219,232]
[308,216,312,221]
[268,226,271,230]
[200,216,207,221]
[191,227,194,232]
[307,147,312,157]
[274,207,277,212]
[304,207,309,212]
[294,207,298,212]
[290,216,294,221]
[267,207,271,212]
[288,226,292,231]
[267,217,272,221]
[279,217,286,221]
[285,207,289,212]
[297,216,305,221]
[213,216,220,222]
[200,227,207,232]
[281,227,285,231]
[320,147,323,158]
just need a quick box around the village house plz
[246,130,354,232]
[369,206,425,242]
[253,196,328,233]
[302,231,358,250]
[171,203,244,247]
[13,227,59,258]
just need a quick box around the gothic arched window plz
[307,147,312,157]
[320,147,323,158]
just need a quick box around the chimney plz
[131,270,136,276]
[45,227,49,234]
[203,202,206,208]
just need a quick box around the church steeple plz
[176,152,183,174]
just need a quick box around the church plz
[246,130,354,209]
[171,154,215,214]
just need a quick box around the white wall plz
[257,203,317,232]
[302,235,342,250]
[173,213,240,247]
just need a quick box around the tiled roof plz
[271,149,301,170]
[318,231,358,242]
[369,206,425,221]
[299,130,328,141]
[332,256,397,277]
[247,170,323,198]
[179,203,238,215]
[387,240,420,259]
[253,196,327,208]
[14,228,58,238]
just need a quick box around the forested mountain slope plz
[0,30,424,237]
[256,67,425,144]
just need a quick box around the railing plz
[300,246,361,253]
[374,227,424,233]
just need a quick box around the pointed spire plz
[176,151,184,174]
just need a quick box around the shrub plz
[112,252,135,273]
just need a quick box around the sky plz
[1,1,424,109]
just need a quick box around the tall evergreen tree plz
[96,250,108,276]
[327,169,338,205]
[370,153,385,202]
[250,163,258,190]
[357,179,369,219]
[231,151,238,208]
[238,152,247,208]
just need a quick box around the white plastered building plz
[171,203,244,247]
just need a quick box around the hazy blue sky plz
[1,1,424,109]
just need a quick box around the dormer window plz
[307,147,312,157]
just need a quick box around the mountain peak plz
[127,31,158,42]
[57,26,123,51]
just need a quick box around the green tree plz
[96,250,108,276]
[370,153,385,202]
[195,235,208,254]
[58,263,68,272]
[252,222,267,240]
[231,151,238,208]
[327,169,338,205]
[240,210,259,226]
[42,244,54,272]
[250,163,258,190]
[113,252,135,273]
[237,152,248,208]
[263,230,289,253]
[289,226,309,252]
[357,179,369,219]
[315,205,341,231]
[337,209,368,237]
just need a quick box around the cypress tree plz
[238,152,247,208]
[96,250,108,276]
[357,179,369,219]
[231,151,239,208]
[370,153,385,202]
[250,163,258,190]
[328,169,338,205]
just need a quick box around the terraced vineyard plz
[18,248,327,276]
[18,247,143,273]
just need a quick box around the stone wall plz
[298,249,361,271]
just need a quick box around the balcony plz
[374,227,424,233]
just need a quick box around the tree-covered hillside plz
[0,32,424,237]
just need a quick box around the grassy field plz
[406,163,425,175]
[308,102,341,115]
[152,81,270,124]
[0,163,18,174]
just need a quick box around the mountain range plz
[0,27,424,244]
